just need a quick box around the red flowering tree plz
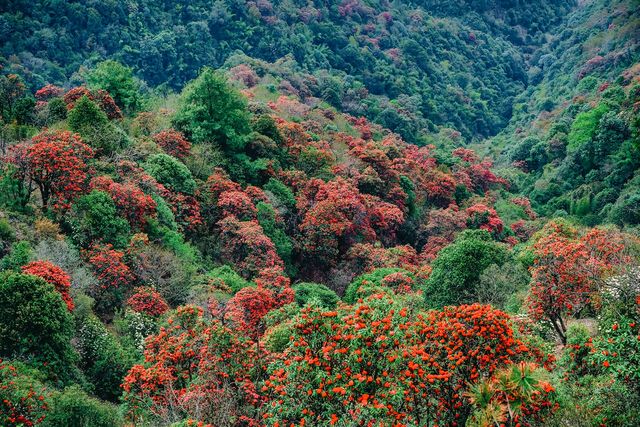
[126,286,169,317]
[85,244,136,316]
[298,178,402,268]
[217,190,257,221]
[453,147,507,193]
[34,84,63,100]
[152,129,191,159]
[218,216,283,278]
[122,306,261,425]
[91,176,157,229]
[527,223,627,344]
[254,267,295,307]
[9,131,94,210]
[421,304,536,422]
[225,286,276,340]
[21,260,74,311]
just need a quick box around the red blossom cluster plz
[152,129,192,159]
[91,176,157,229]
[21,260,74,311]
[0,361,48,427]
[126,286,169,317]
[453,147,508,193]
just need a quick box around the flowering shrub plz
[262,297,540,426]
[122,306,261,426]
[0,361,48,427]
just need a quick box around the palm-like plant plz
[465,362,556,427]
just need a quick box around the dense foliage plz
[0,0,639,425]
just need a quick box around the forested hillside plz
[1,0,575,141]
[1,0,640,426]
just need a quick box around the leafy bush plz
[293,282,339,309]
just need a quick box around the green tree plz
[70,191,131,249]
[424,230,509,308]
[567,104,609,151]
[173,69,251,152]
[68,95,108,131]
[0,273,78,383]
[256,202,293,271]
[293,282,339,309]
[145,153,196,195]
[86,60,142,114]
[67,96,124,155]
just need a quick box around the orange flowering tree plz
[527,223,628,344]
[122,306,262,426]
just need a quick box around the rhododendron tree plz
[152,129,191,159]
[298,178,402,269]
[225,286,276,339]
[85,244,136,317]
[217,190,257,220]
[90,176,157,229]
[9,131,94,210]
[218,216,283,278]
[126,286,169,317]
[453,147,508,194]
[21,260,74,311]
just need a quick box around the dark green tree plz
[70,191,131,249]
[424,230,509,308]
[173,69,251,152]
[144,153,196,195]
[0,272,78,383]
